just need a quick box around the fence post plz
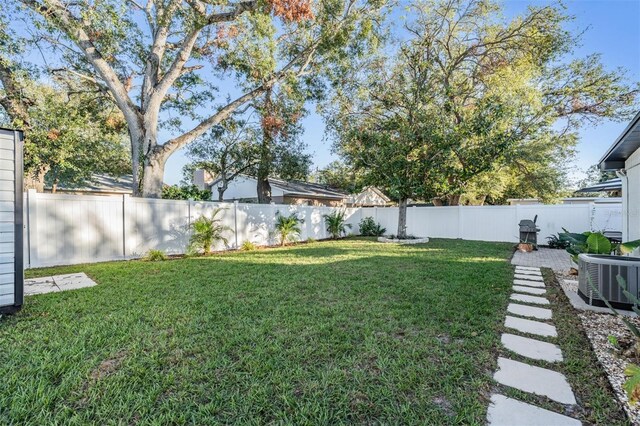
[26,189,37,268]
[458,205,463,239]
[234,200,239,249]
[122,194,129,259]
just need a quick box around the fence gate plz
[0,128,23,314]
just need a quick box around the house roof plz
[48,174,134,194]
[210,174,348,200]
[575,177,622,193]
[599,110,640,170]
[348,186,391,205]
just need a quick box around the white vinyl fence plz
[22,190,622,268]
[361,202,622,244]
[23,190,361,268]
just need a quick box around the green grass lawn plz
[1,238,516,424]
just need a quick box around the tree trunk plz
[24,165,48,192]
[257,90,273,204]
[141,153,166,198]
[397,198,408,239]
[447,194,461,206]
[217,179,228,202]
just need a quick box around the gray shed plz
[0,128,24,314]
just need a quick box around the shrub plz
[559,230,614,263]
[162,184,211,201]
[188,208,231,255]
[359,216,386,236]
[306,237,316,243]
[323,211,352,239]
[546,234,570,249]
[241,241,257,251]
[274,212,304,246]
[144,249,167,261]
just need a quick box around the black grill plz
[518,215,540,246]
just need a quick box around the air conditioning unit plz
[578,253,640,310]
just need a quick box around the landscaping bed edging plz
[377,237,430,244]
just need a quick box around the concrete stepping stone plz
[514,266,541,272]
[501,333,563,362]
[514,273,544,281]
[507,303,552,320]
[505,315,557,338]
[510,293,550,305]
[487,394,581,425]
[514,279,545,288]
[493,357,576,405]
[515,269,543,276]
[513,285,546,295]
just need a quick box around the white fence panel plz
[591,203,623,232]
[22,190,623,268]
[460,206,516,242]
[28,192,124,267]
[515,204,592,242]
[125,197,190,257]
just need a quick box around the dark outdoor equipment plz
[519,215,540,248]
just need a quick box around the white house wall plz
[215,176,285,200]
[625,148,640,241]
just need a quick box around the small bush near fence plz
[144,249,168,261]
[241,241,257,251]
[359,216,386,236]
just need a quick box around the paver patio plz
[512,248,573,273]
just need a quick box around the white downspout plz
[616,169,628,241]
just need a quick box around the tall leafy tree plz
[329,0,638,237]
[12,0,386,197]
[313,160,364,193]
[185,119,260,201]
[0,15,130,190]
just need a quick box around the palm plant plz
[188,208,231,255]
[274,212,304,246]
[323,211,352,239]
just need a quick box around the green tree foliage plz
[188,208,231,255]
[184,113,311,202]
[322,210,351,239]
[185,119,260,201]
[273,211,304,246]
[162,184,211,201]
[0,15,130,191]
[574,164,619,196]
[313,160,364,194]
[329,0,638,237]
[12,0,387,197]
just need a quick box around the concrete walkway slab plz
[501,333,563,362]
[514,273,544,281]
[515,266,541,271]
[504,315,557,337]
[511,293,550,305]
[514,279,546,288]
[515,269,543,276]
[494,357,576,405]
[507,303,552,320]
[24,273,96,296]
[487,394,581,426]
[513,285,546,295]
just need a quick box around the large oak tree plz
[329,0,638,238]
[12,0,385,197]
